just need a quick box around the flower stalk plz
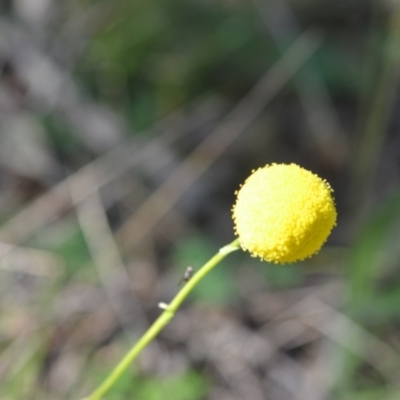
[82,238,240,400]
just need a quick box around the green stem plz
[82,238,241,400]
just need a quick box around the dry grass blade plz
[290,297,400,386]
[0,97,223,244]
[117,30,323,251]
[0,242,63,277]
[68,166,151,337]
[251,0,349,168]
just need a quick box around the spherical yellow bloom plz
[232,163,337,264]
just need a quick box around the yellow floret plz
[232,163,337,263]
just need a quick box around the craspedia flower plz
[232,163,337,264]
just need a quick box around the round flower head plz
[232,163,337,264]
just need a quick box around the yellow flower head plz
[232,163,337,264]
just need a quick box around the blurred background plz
[0,0,400,399]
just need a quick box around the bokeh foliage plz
[1,0,400,399]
